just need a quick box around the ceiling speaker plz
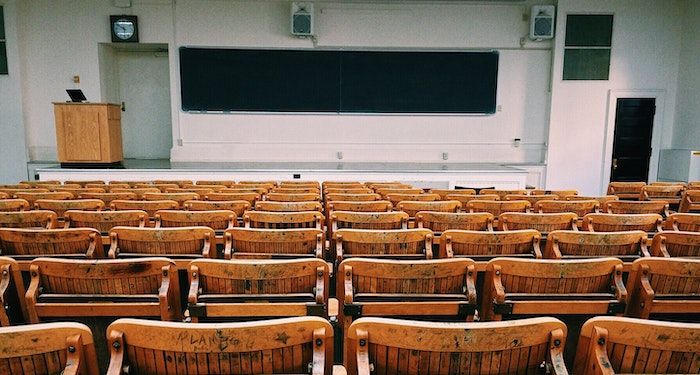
[530,5,555,40]
[291,2,314,36]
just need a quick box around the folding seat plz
[323,189,374,196]
[505,194,559,206]
[165,187,217,195]
[271,187,321,194]
[134,183,180,192]
[446,193,500,206]
[607,181,646,200]
[182,184,230,192]
[110,187,160,199]
[375,188,424,198]
[65,180,106,187]
[267,192,321,202]
[15,191,73,207]
[607,200,669,217]
[385,193,439,207]
[530,189,579,197]
[184,200,251,217]
[143,192,200,207]
[108,227,216,267]
[53,187,106,196]
[439,229,541,261]
[278,181,321,189]
[0,210,58,229]
[77,192,137,206]
[650,231,700,257]
[665,212,700,231]
[25,257,180,323]
[64,210,147,234]
[255,201,323,212]
[565,194,619,207]
[153,179,193,187]
[481,257,626,321]
[219,187,269,195]
[110,199,179,218]
[205,191,260,204]
[573,316,700,374]
[35,199,104,219]
[338,258,477,342]
[535,199,600,217]
[582,213,662,232]
[0,322,99,374]
[326,200,392,213]
[0,228,103,273]
[0,199,29,213]
[479,189,529,199]
[186,258,331,322]
[545,230,649,262]
[236,181,276,189]
[640,184,685,205]
[468,200,531,216]
[88,183,130,191]
[324,193,380,202]
[105,317,336,375]
[331,211,408,232]
[0,188,48,197]
[345,317,567,375]
[334,228,433,264]
[244,211,324,230]
[626,258,700,319]
[0,257,27,325]
[416,212,494,232]
[427,188,476,199]
[679,190,700,213]
[499,212,578,233]
[155,209,236,231]
[395,200,461,220]
[224,228,324,259]
[193,180,235,187]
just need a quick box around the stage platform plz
[37,160,533,189]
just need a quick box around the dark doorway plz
[610,98,655,182]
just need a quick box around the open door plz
[610,98,655,182]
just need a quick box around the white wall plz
[0,0,29,183]
[546,0,683,195]
[672,0,700,150]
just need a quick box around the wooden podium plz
[53,103,123,166]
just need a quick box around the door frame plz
[600,89,666,194]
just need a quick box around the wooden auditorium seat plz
[15,191,73,207]
[479,189,529,199]
[416,212,494,232]
[64,210,147,233]
[582,213,663,232]
[53,187,106,196]
[607,200,670,217]
[155,209,236,231]
[134,183,180,192]
[428,188,476,199]
[64,180,105,187]
[0,188,49,197]
[385,193,438,207]
[0,228,103,267]
[565,194,619,206]
[345,317,567,375]
[326,200,393,213]
[143,192,200,207]
[271,187,321,194]
[535,199,599,217]
[77,192,137,206]
[244,211,324,230]
[530,189,579,197]
[153,179,193,187]
[331,211,408,232]
[376,188,423,197]
[186,258,331,322]
[334,229,434,263]
[395,200,461,219]
[35,199,104,218]
[89,183,130,191]
[505,194,559,206]
[267,192,321,202]
[105,317,336,375]
[338,258,477,336]
[446,194,500,206]
[236,181,276,189]
[545,230,649,262]
[607,181,646,200]
[279,181,321,188]
[108,227,216,265]
[0,199,30,212]
[439,229,542,261]
[255,201,323,212]
[499,212,578,233]
[324,189,374,196]
[626,257,700,319]
[193,180,235,187]
[219,186,268,195]
[573,316,700,374]
[184,200,251,216]
[324,193,381,202]
[481,258,626,321]
[665,212,700,231]
[0,257,27,326]
[650,231,700,257]
[0,322,99,375]
[110,187,160,199]
[165,187,217,195]
[205,192,260,204]
[679,190,700,213]
[0,210,58,229]
[110,199,179,218]
[25,257,180,323]
[640,184,685,205]
[224,228,324,259]
[468,200,531,216]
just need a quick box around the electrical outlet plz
[442,152,449,160]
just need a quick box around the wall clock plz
[110,15,138,43]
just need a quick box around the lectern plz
[53,103,123,166]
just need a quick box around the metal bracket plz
[493,302,514,316]
[306,304,326,317]
[187,303,207,318]
[344,304,362,319]
[607,302,626,315]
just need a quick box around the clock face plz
[113,19,135,40]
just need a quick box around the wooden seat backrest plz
[331,211,408,232]
[607,200,669,216]
[376,188,424,197]
[666,212,700,231]
[325,193,380,202]
[0,322,99,375]
[650,231,700,257]
[15,192,73,206]
[188,258,329,321]
[546,230,649,259]
[136,183,181,192]
[236,181,276,189]
[530,189,579,197]
[416,212,494,232]
[77,192,137,205]
[439,229,541,259]
[505,194,559,206]
[205,192,260,204]
[0,192,7,199]
[582,213,662,232]
[143,192,200,207]
[323,189,374,196]
[65,180,105,187]
[184,200,251,216]
[395,200,461,218]
[279,181,321,188]
[153,179,194,187]
[607,181,646,198]
[224,228,325,259]
[26,257,180,322]
[0,199,30,212]
[255,201,323,212]
[481,257,625,321]
[267,192,321,202]
[345,317,567,375]
[626,257,700,318]
[219,187,269,195]
[64,210,147,232]
[326,200,393,213]
[334,228,433,261]
[573,316,700,374]
[479,189,529,199]
[106,317,333,375]
[271,187,321,194]
[35,199,104,218]
[535,199,599,217]
[92,183,130,191]
[640,184,685,202]
[0,188,49,197]
[165,187,216,195]
[181,184,228,192]
[428,189,477,199]
[110,187,160,199]
[468,200,531,215]
[155,210,236,230]
[0,210,59,229]
[385,193,439,206]
[0,228,103,259]
[565,195,620,206]
[109,226,215,259]
[244,211,324,230]
[0,256,26,326]
[53,187,106,195]
[445,194,500,205]
[499,212,578,232]
[679,190,700,213]
[110,200,179,217]
[193,180,235,187]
